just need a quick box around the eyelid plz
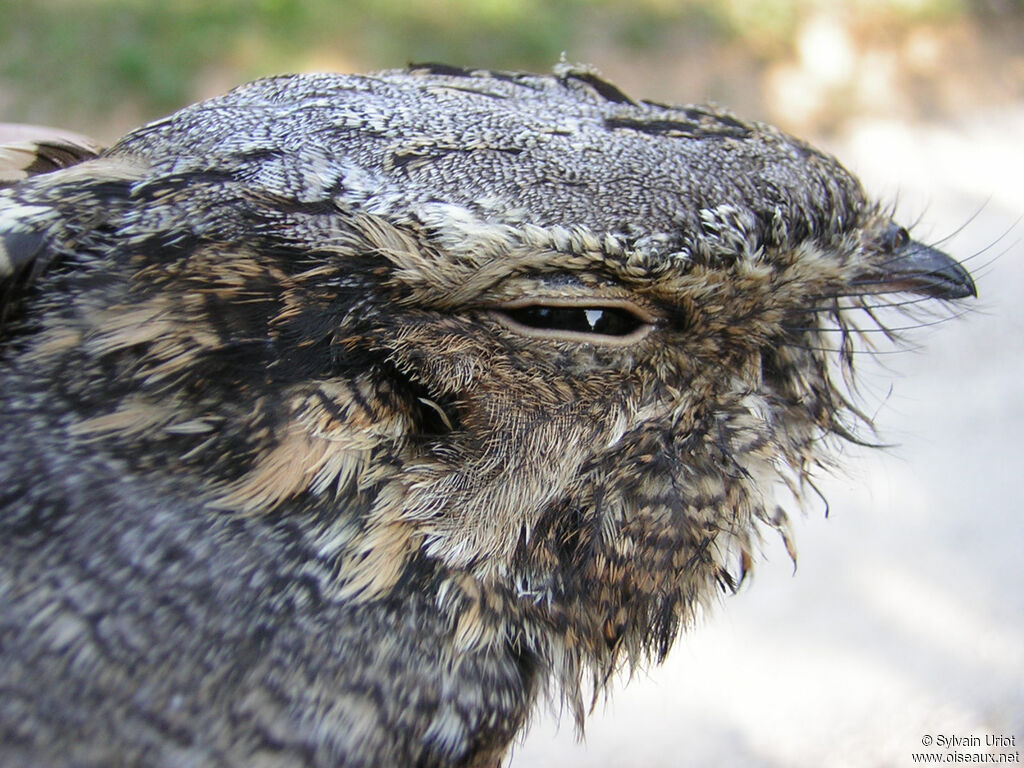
[493,297,659,323]
[489,298,657,345]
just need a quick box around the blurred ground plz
[2,2,1022,766]
[4,1,1024,142]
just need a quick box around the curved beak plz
[867,241,977,300]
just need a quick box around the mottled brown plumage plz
[0,64,974,767]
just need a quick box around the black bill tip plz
[872,241,977,300]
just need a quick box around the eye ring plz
[490,299,655,345]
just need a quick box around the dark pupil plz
[506,306,643,336]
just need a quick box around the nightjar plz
[0,64,975,767]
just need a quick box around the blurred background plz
[3,0,1023,141]
[3,1,1021,765]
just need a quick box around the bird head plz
[0,65,975,698]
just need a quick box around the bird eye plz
[492,302,653,343]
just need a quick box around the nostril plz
[879,224,910,252]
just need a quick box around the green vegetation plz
[0,0,982,129]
